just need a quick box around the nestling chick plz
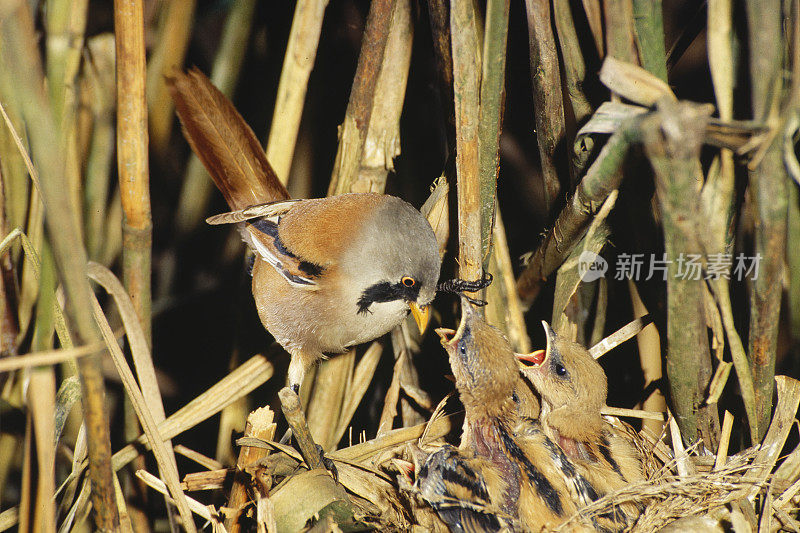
[422,298,593,532]
[168,69,441,391]
[517,322,645,528]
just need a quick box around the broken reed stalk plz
[450,0,482,285]
[0,3,119,529]
[226,407,276,533]
[355,0,413,193]
[477,0,509,265]
[516,118,641,305]
[266,0,329,183]
[642,99,720,445]
[115,0,153,342]
[146,0,197,157]
[524,0,565,212]
[745,0,788,442]
[327,0,396,195]
[174,0,257,235]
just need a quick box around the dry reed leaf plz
[333,462,409,526]
[87,262,166,421]
[551,190,616,335]
[136,469,225,528]
[588,315,652,359]
[270,469,356,531]
[53,375,81,445]
[175,445,224,471]
[601,407,664,421]
[668,414,694,477]
[420,175,450,262]
[333,341,383,445]
[332,413,456,464]
[742,376,800,499]
[53,354,274,529]
[599,56,676,106]
[0,343,101,372]
[88,283,195,531]
[0,228,72,350]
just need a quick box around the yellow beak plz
[409,302,431,334]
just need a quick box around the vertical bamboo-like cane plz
[477,0,508,264]
[745,0,788,442]
[642,99,719,445]
[115,0,152,341]
[631,0,668,82]
[603,0,638,65]
[328,0,396,196]
[450,0,482,286]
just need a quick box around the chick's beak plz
[516,349,545,369]
[435,327,456,345]
[409,302,430,334]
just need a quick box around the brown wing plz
[168,68,290,210]
[276,193,386,267]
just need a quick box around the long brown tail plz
[168,68,290,209]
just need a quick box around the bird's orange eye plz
[401,276,416,287]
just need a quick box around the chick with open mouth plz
[517,322,645,530]
[416,297,599,532]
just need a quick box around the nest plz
[165,376,800,532]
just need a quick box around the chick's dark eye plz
[459,342,467,356]
[555,364,567,376]
[401,276,416,287]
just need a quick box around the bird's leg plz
[287,349,319,393]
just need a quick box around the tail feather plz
[167,68,290,209]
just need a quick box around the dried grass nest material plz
[196,376,800,532]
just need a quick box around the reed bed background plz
[0,0,799,531]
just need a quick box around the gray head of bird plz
[349,196,441,333]
[435,296,520,420]
[516,321,607,442]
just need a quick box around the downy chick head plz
[435,296,520,421]
[517,321,607,442]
